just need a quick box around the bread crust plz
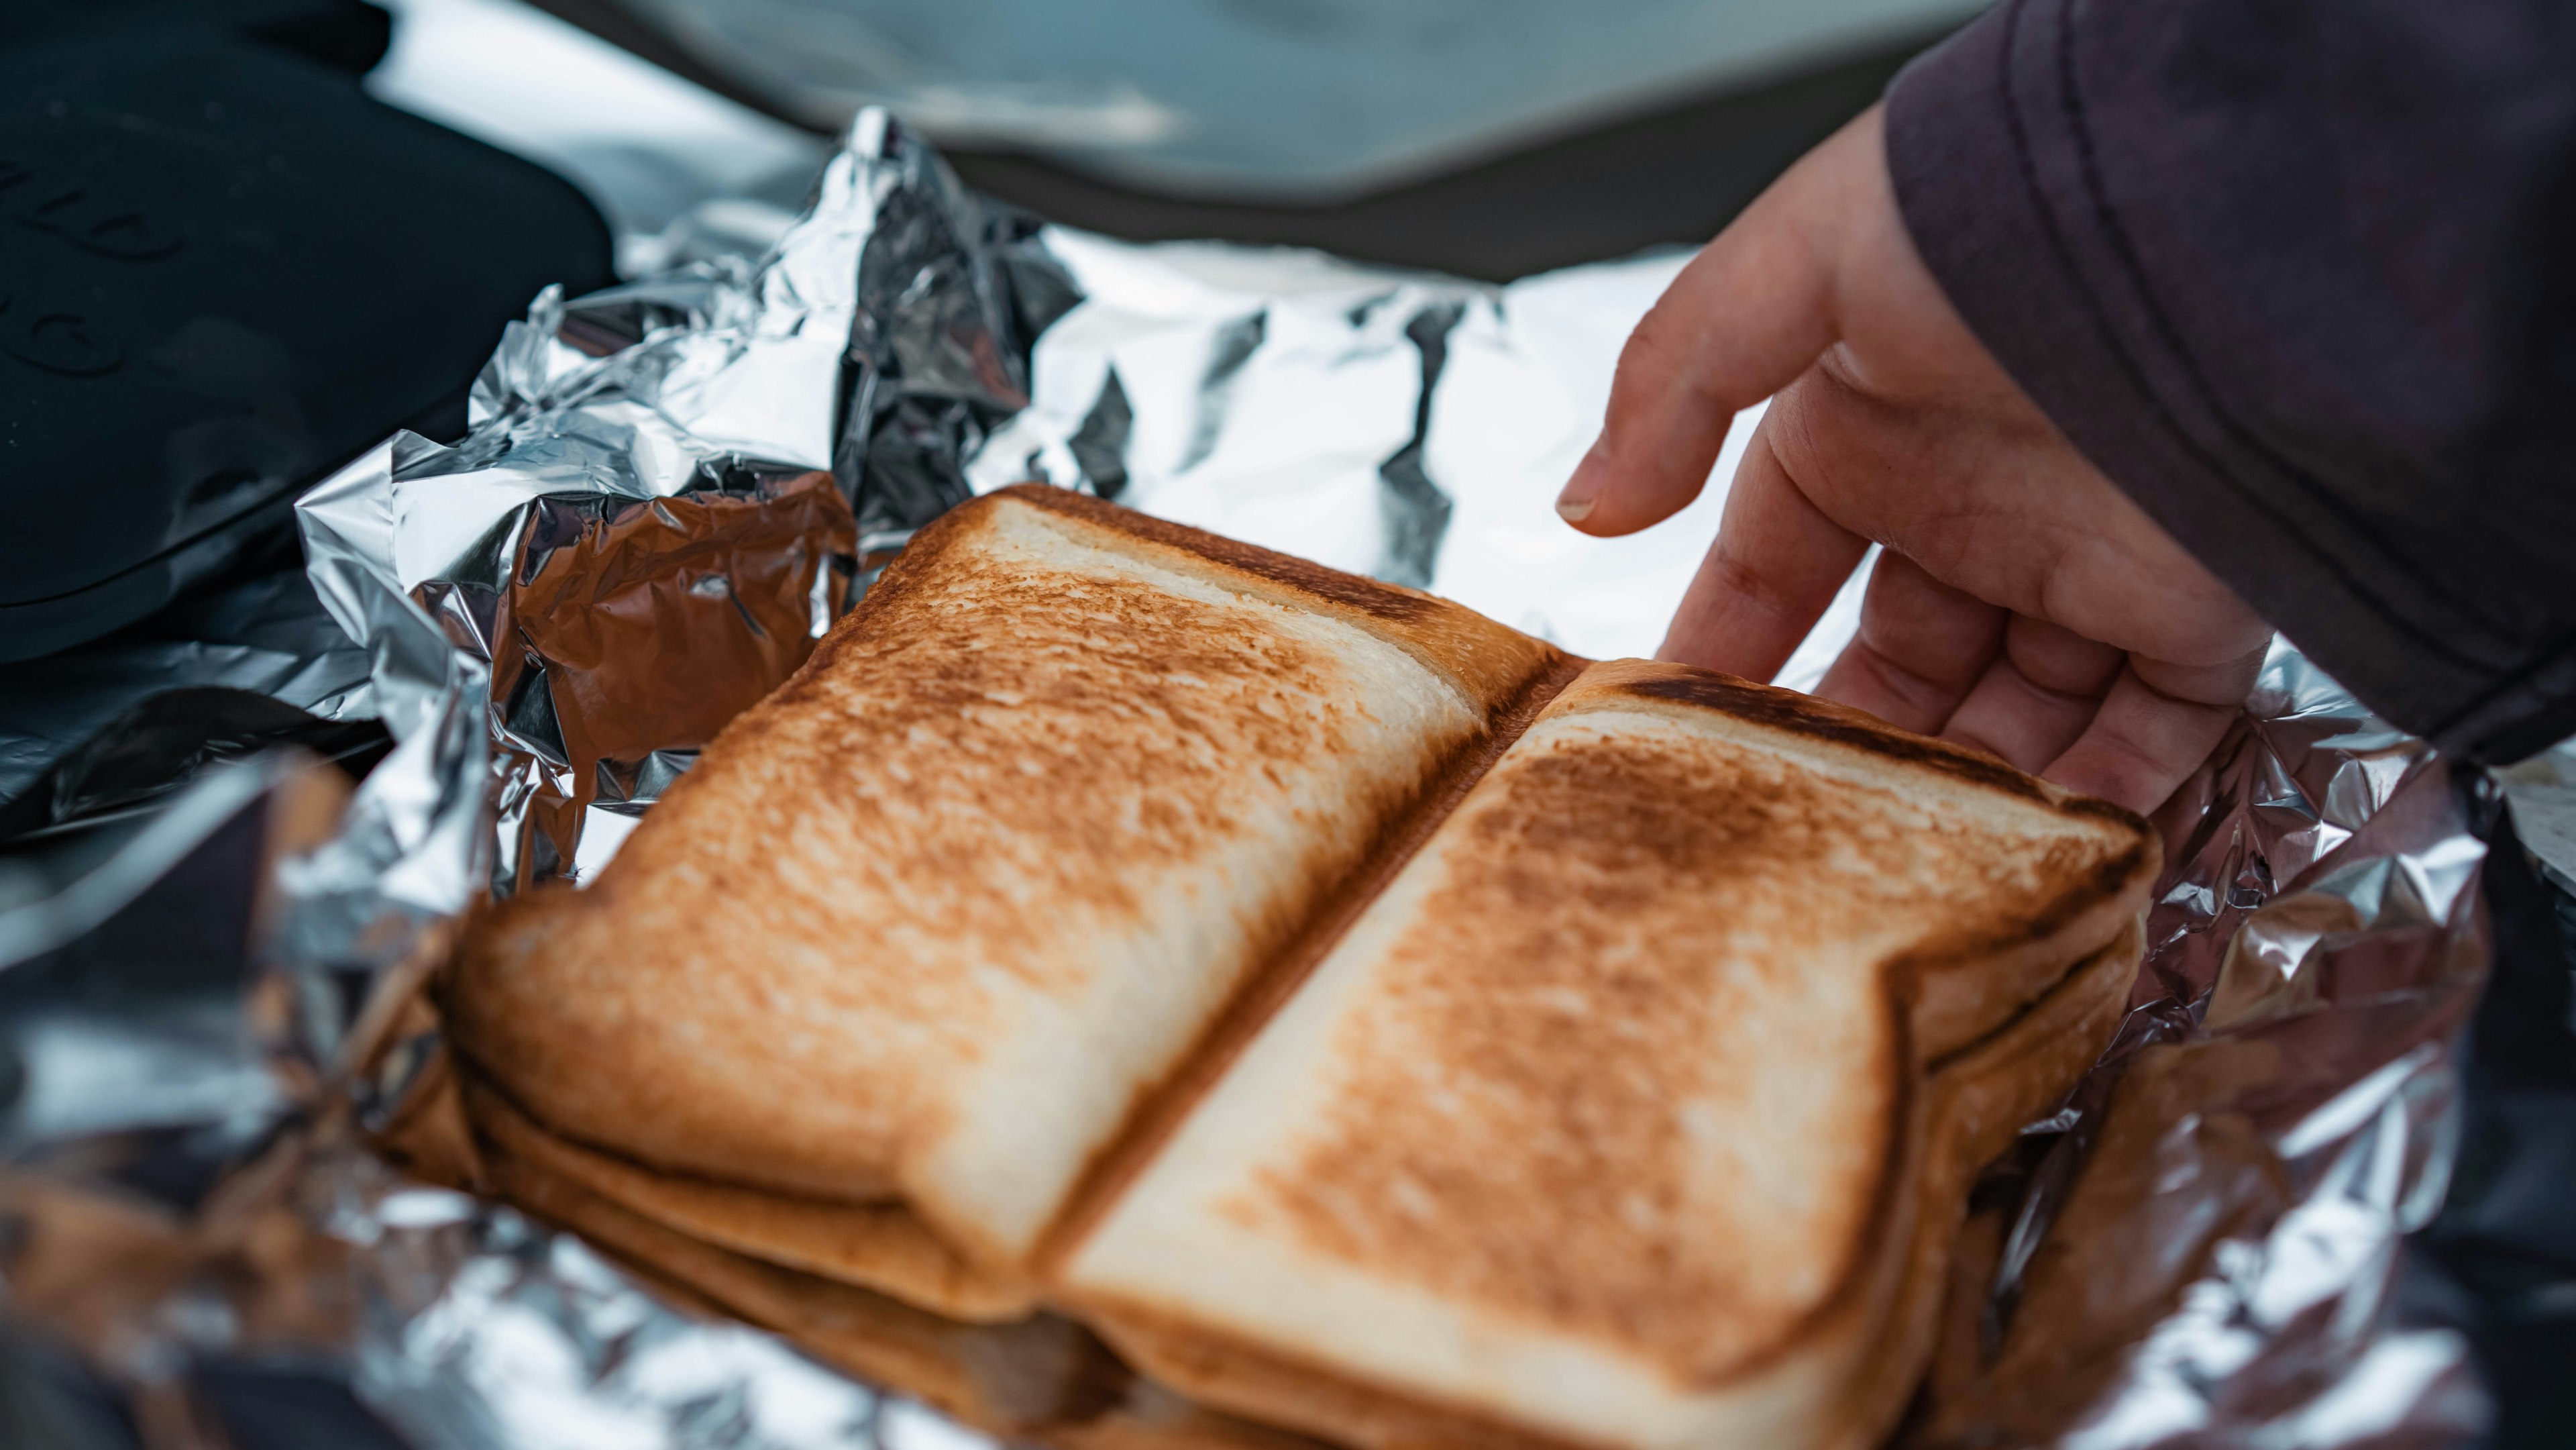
[470,1107,1333,1450]
[459,1072,1042,1323]
[1815,918,2144,1450]
[988,485,1562,710]
[473,1117,1120,1435]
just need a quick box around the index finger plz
[1556,111,1883,537]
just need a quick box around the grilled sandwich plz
[441,487,2155,1450]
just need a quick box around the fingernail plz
[1556,443,1605,522]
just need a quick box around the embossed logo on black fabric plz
[1,156,184,260]
[2,303,121,376]
[0,154,186,378]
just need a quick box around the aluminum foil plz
[0,109,2508,1450]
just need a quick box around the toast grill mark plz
[1618,672,2053,803]
[1226,724,2100,1380]
[1885,834,2155,983]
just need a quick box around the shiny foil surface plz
[0,111,2500,1450]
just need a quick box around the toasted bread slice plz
[443,486,1564,1285]
[1055,661,2154,1450]
[1079,923,2141,1450]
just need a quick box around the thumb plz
[1555,107,1876,537]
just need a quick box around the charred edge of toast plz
[1616,669,2146,828]
[448,1048,906,1216]
[1088,1311,1606,1450]
[476,1128,1138,1438]
[994,483,1447,623]
[1886,836,2157,998]
[1033,651,1595,1276]
[1758,925,2142,1390]
[773,484,1450,721]
[1921,924,2143,1081]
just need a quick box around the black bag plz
[0,1,614,662]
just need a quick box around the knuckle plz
[1619,301,1697,380]
[1855,645,1957,717]
[1761,383,1833,487]
[1707,549,1809,628]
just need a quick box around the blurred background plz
[468,0,1966,278]
[374,0,1965,280]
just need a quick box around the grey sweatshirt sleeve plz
[1884,0,2576,762]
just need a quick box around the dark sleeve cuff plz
[1883,0,2576,761]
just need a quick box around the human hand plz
[1554,105,2269,816]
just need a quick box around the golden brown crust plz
[476,1127,1120,1434]
[368,1045,484,1194]
[1815,919,2141,1450]
[1565,659,2150,828]
[1598,662,2094,813]
[1055,1384,1340,1450]
[474,1116,1328,1450]
[1089,1312,1595,1450]
[458,1073,1041,1323]
[990,486,1443,623]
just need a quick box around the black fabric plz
[2412,833,2576,1449]
[0,13,615,664]
[1885,0,2576,763]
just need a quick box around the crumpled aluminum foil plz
[1904,645,2493,1449]
[0,109,2502,1450]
